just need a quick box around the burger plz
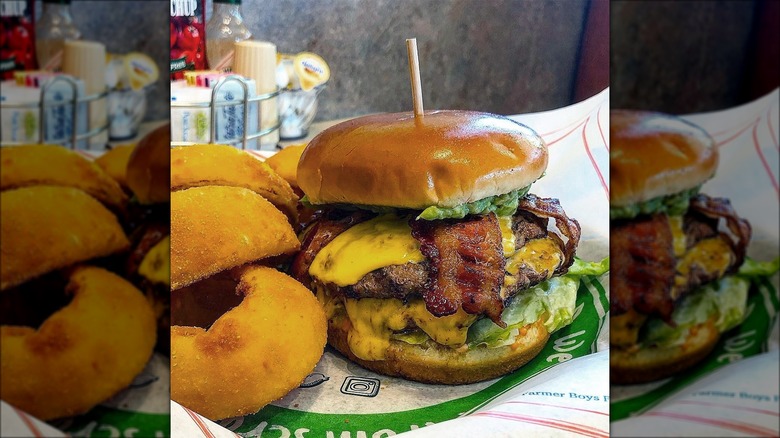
[292,110,589,384]
[124,124,171,353]
[610,110,752,384]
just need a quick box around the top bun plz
[611,110,717,207]
[126,124,171,204]
[297,111,547,209]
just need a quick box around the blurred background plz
[53,0,169,121]
[611,0,779,114]
[204,0,609,121]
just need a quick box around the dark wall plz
[208,0,607,121]
[610,0,779,114]
[70,1,169,121]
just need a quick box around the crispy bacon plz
[518,194,581,273]
[410,213,506,326]
[291,210,372,285]
[689,194,751,273]
[610,214,677,318]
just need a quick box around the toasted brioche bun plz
[170,144,298,222]
[126,124,170,205]
[611,110,718,207]
[95,144,135,189]
[298,111,548,209]
[265,144,306,192]
[171,266,326,420]
[1,186,129,290]
[1,266,156,420]
[328,315,549,385]
[0,145,128,210]
[610,318,720,385]
[170,186,299,290]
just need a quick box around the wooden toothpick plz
[406,38,424,118]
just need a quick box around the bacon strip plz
[689,194,751,274]
[291,210,372,285]
[610,214,677,318]
[518,194,581,273]
[410,213,507,326]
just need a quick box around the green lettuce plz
[610,185,702,220]
[737,257,780,278]
[568,256,610,276]
[465,256,609,348]
[417,186,531,220]
[643,276,749,348]
[466,276,579,348]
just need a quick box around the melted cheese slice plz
[674,237,733,291]
[344,297,476,361]
[506,237,562,278]
[498,215,517,255]
[309,214,425,287]
[138,235,170,286]
[668,215,687,257]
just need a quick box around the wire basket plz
[0,75,108,149]
[170,75,281,150]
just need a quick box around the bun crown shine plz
[297,110,548,209]
[610,110,718,207]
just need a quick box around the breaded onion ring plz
[1,186,129,290]
[170,186,299,290]
[171,266,327,420]
[0,145,127,210]
[170,145,299,222]
[94,144,136,190]
[265,144,306,192]
[0,266,156,420]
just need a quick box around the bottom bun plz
[328,317,550,385]
[610,318,720,385]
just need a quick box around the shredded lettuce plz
[610,185,702,220]
[643,276,749,348]
[568,256,610,277]
[466,276,579,348]
[417,186,531,220]
[737,257,780,278]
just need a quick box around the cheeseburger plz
[610,110,752,384]
[293,110,585,384]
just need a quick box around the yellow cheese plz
[343,297,476,361]
[505,237,562,279]
[309,214,425,287]
[668,215,687,257]
[498,215,516,256]
[138,235,170,286]
[674,237,732,290]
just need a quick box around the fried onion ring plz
[265,144,306,192]
[1,186,129,290]
[0,266,156,420]
[171,266,327,420]
[94,144,136,190]
[170,186,299,290]
[171,145,299,223]
[0,145,128,211]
